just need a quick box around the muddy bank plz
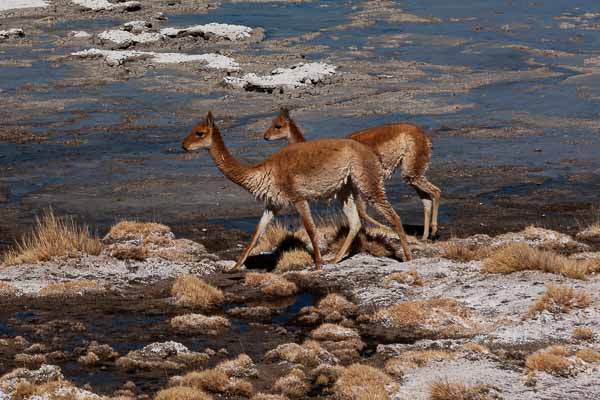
[1,220,600,399]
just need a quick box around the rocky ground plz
[1,219,599,399]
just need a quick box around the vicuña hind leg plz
[407,176,441,239]
[357,176,412,261]
[295,200,322,269]
[356,196,389,230]
[332,190,361,264]
[232,207,277,271]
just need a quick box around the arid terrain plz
[1,0,600,399]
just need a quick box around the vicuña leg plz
[332,189,361,264]
[355,174,412,261]
[356,196,389,230]
[295,200,322,269]
[232,208,276,271]
[407,176,441,239]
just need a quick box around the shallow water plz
[1,0,599,242]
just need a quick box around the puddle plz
[0,285,318,395]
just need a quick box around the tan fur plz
[183,112,412,270]
[264,108,442,239]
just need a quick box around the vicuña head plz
[182,111,216,151]
[263,107,305,143]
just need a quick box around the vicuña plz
[264,108,441,240]
[182,112,412,271]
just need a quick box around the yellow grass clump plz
[440,242,485,262]
[576,348,600,363]
[38,280,101,297]
[273,368,309,398]
[429,380,497,400]
[251,394,289,400]
[572,327,594,341]
[384,269,423,287]
[170,314,230,335]
[524,284,591,319]
[107,220,171,241]
[525,346,573,376]
[176,365,253,397]
[482,242,590,280]
[215,354,257,378]
[155,386,213,400]
[2,210,102,266]
[373,299,473,340]
[0,282,18,296]
[333,364,397,400]
[317,293,357,317]
[385,350,456,376]
[276,249,313,272]
[171,275,224,310]
[265,340,334,368]
[178,369,230,393]
[245,272,298,297]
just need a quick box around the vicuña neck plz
[208,128,253,188]
[288,120,307,144]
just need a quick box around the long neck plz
[288,120,307,144]
[208,128,253,189]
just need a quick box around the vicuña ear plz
[206,111,215,127]
[280,107,290,120]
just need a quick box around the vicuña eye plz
[274,124,282,129]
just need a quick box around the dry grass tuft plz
[2,210,101,266]
[245,272,298,297]
[333,364,397,400]
[178,369,230,393]
[170,314,230,335]
[440,242,485,262]
[576,348,600,363]
[251,394,289,400]
[107,220,171,241]
[155,386,213,400]
[78,351,100,366]
[526,346,573,376]
[525,284,591,319]
[429,380,497,400]
[171,275,224,310]
[109,245,149,261]
[317,293,357,317]
[460,343,488,353]
[572,327,594,341]
[276,249,313,272]
[482,242,589,280]
[384,269,423,287]
[176,369,252,396]
[273,368,309,398]
[265,340,337,368]
[0,281,18,296]
[385,350,456,376]
[216,354,257,378]
[372,299,474,340]
[38,280,101,297]
[12,381,86,400]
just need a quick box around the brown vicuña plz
[264,108,441,240]
[182,112,412,270]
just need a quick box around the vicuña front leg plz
[295,200,322,269]
[332,191,361,264]
[232,208,276,271]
